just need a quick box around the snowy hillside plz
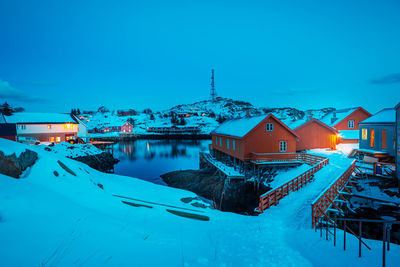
[81,98,336,136]
[1,139,400,266]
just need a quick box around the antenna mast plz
[210,69,217,102]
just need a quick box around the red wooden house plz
[292,119,338,151]
[211,114,299,161]
[320,107,371,143]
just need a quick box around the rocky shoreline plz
[72,152,119,173]
[161,168,270,215]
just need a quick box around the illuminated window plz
[348,120,354,129]
[56,137,61,142]
[362,128,368,140]
[279,141,287,152]
[266,123,273,131]
[370,129,375,147]
[227,138,230,149]
[50,137,54,142]
[47,125,51,129]
[64,123,72,129]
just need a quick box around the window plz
[50,137,54,142]
[362,128,368,140]
[219,137,222,146]
[381,129,387,149]
[348,120,354,129]
[227,138,230,149]
[266,123,274,131]
[47,125,52,129]
[19,125,26,130]
[232,140,235,151]
[370,129,375,147]
[56,137,61,142]
[279,141,287,152]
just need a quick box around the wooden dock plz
[200,152,245,181]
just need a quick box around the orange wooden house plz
[211,114,299,161]
[291,118,338,151]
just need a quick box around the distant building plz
[359,108,395,157]
[211,114,299,161]
[320,107,371,143]
[1,113,78,143]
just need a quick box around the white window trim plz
[348,120,354,129]
[266,123,273,131]
[279,141,287,152]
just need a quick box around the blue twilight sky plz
[0,0,399,114]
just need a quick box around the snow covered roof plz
[2,113,78,124]
[320,107,361,127]
[212,114,267,138]
[291,118,338,133]
[359,108,395,125]
[212,114,298,138]
[339,130,359,140]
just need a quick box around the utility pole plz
[210,69,217,102]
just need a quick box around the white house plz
[2,113,79,143]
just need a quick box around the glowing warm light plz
[146,142,150,152]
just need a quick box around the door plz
[381,129,387,149]
[370,129,375,148]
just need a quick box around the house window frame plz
[362,128,368,140]
[47,125,52,129]
[279,141,287,152]
[219,137,222,146]
[19,124,26,130]
[227,138,230,149]
[266,123,274,132]
[232,140,235,151]
[348,120,355,129]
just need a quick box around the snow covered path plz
[260,149,400,267]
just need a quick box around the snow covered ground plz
[38,142,105,158]
[1,139,399,266]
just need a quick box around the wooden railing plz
[249,152,327,165]
[258,154,329,213]
[311,160,356,228]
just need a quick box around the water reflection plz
[113,139,211,185]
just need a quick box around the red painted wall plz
[212,116,297,160]
[121,123,133,133]
[0,136,16,141]
[295,121,337,151]
[334,108,371,131]
[244,116,297,158]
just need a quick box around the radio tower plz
[210,69,217,102]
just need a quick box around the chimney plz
[331,111,337,124]
[306,110,312,121]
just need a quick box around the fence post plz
[344,221,346,251]
[382,223,386,267]
[334,220,336,247]
[359,221,362,257]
